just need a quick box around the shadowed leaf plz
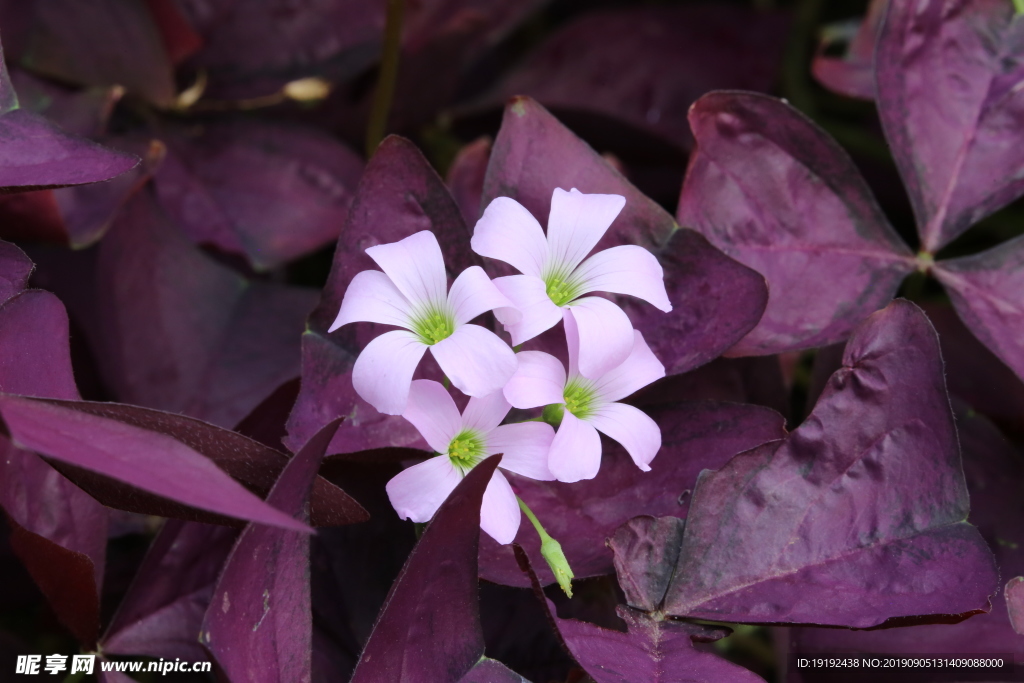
[811,0,885,100]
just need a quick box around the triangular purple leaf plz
[446,137,492,227]
[678,91,915,355]
[656,300,997,627]
[457,658,529,683]
[876,0,1024,251]
[0,240,32,303]
[350,455,501,683]
[201,420,341,683]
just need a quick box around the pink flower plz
[385,380,556,544]
[503,314,665,483]
[329,231,519,415]
[471,187,671,379]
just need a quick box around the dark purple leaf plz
[102,520,237,660]
[20,0,176,105]
[457,658,529,683]
[1008,577,1024,636]
[22,398,367,528]
[350,455,501,683]
[678,91,915,355]
[0,395,310,532]
[487,5,788,151]
[479,401,786,587]
[146,0,203,64]
[286,135,473,454]
[657,300,998,627]
[933,238,1024,385]
[446,137,491,227]
[153,121,363,271]
[0,291,79,400]
[10,68,121,138]
[811,0,886,100]
[91,186,317,428]
[201,420,340,683]
[0,240,33,305]
[98,672,139,683]
[608,516,686,614]
[876,0,1024,251]
[234,378,301,453]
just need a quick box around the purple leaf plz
[98,671,139,683]
[201,420,340,683]
[811,0,886,100]
[90,186,317,428]
[933,238,1024,385]
[10,68,122,138]
[0,241,33,303]
[1008,577,1024,636]
[479,401,786,587]
[486,5,788,151]
[657,300,998,627]
[457,658,529,683]
[0,291,79,400]
[0,395,310,533]
[446,137,491,227]
[350,455,501,683]
[102,520,238,660]
[153,121,363,271]
[678,91,915,355]
[22,398,367,528]
[286,136,473,455]
[608,516,686,614]
[876,0,1024,251]
[234,378,301,453]
[20,0,176,105]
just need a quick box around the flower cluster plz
[331,188,672,546]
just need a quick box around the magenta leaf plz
[0,395,310,533]
[487,5,788,151]
[479,401,786,587]
[457,658,529,683]
[447,137,492,227]
[933,238,1024,385]
[678,91,915,355]
[0,240,32,303]
[153,121,363,270]
[876,0,1024,251]
[286,135,472,455]
[102,520,238,660]
[0,291,79,400]
[811,0,885,100]
[350,455,501,683]
[654,300,997,627]
[201,420,340,683]
[90,187,317,428]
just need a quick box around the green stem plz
[517,496,574,597]
[365,0,405,157]
[1015,0,1024,15]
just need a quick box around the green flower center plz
[563,378,597,420]
[543,267,583,307]
[447,429,487,473]
[411,304,455,345]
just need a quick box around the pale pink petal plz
[548,411,602,483]
[403,380,463,453]
[502,351,566,409]
[385,456,461,523]
[588,402,661,472]
[479,470,521,544]
[329,270,414,332]
[365,231,447,308]
[546,188,626,272]
[462,390,511,434]
[574,245,672,312]
[487,422,555,481]
[566,297,634,379]
[352,330,427,415]
[448,266,520,326]
[471,196,549,277]
[592,330,666,403]
[430,324,517,397]
[492,274,562,345]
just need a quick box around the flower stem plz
[365,0,405,157]
[517,495,574,597]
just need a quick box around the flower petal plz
[448,266,520,326]
[329,270,414,332]
[352,330,427,415]
[548,411,602,483]
[403,379,464,453]
[492,274,563,345]
[502,351,566,409]
[471,196,549,277]
[480,470,521,544]
[574,245,672,312]
[487,422,556,481]
[365,230,448,307]
[546,188,626,273]
[385,456,461,523]
[462,390,511,435]
[588,402,661,472]
[430,324,517,397]
[592,330,666,403]
[565,297,634,379]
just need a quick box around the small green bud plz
[542,403,565,427]
[540,534,574,598]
